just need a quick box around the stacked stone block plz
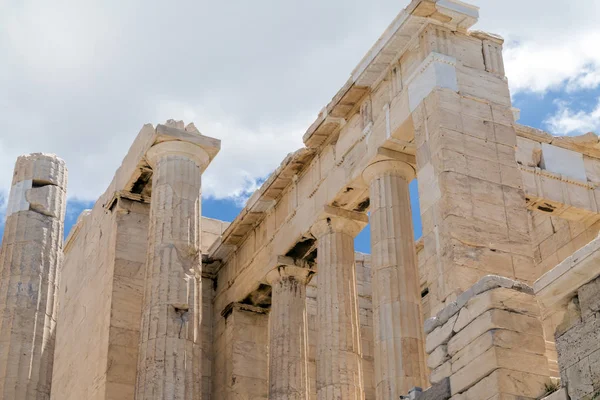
[0,153,67,400]
[554,276,600,399]
[105,198,149,399]
[535,235,600,399]
[212,303,269,399]
[421,276,551,400]
[414,27,536,315]
[529,211,600,378]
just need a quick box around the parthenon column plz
[310,211,367,400]
[0,153,67,400]
[363,160,426,399]
[135,140,212,400]
[266,263,312,400]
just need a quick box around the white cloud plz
[546,100,600,135]
[502,33,600,94]
[1,0,599,203]
[469,0,600,95]
[567,66,600,92]
[502,42,570,93]
[0,0,402,202]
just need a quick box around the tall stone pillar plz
[310,211,367,400]
[0,153,67,400]
[266,264,312,400]
[410,26,535,314]
[136,141,211,400]
[362,160,426,398]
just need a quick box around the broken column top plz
[154,119,221,163]
[12,153,67,190]
[6,153,68,220]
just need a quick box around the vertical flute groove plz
[0,154,67,400]
[365,161,426,399]
[136,150,204,400]
[313,218,365,400]
[268,267,310,400]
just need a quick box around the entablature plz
[208,0,525,314]
[515,125,600,222]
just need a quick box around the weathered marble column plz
[266,264,313,400]
[136,141,210,400]
[363,160,426,398]
[311,212,367,400]
[0,153,67,400]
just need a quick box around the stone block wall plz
[53,200,228,400]
[535,235,600,399]
[421,276,551,400]
[104,199,149,399]
[554,276,600,399]
[413,25,537,318]
[530,212,600,282]
[52,205,118,400]
[529,211,600,377]
[212,304,269,399]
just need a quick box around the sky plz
[1,0,599,253]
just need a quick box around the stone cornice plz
[209,1,486,269]
[516,124,600,160]
[519,165,596,190]
[303,0,479,150]
[207,148,314,266]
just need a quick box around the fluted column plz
[266,265,312,400]
[0,153,67,400]
[136,141,209,400]
[311,214,366,400]
[363,160,426,399]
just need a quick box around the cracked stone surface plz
[135,141,209,400]
[0,153,67,400]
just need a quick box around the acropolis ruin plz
[1,1,599,399]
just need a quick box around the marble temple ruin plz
[1,1,600,399]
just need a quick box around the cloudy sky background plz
[1,0,599,251]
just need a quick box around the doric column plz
[136,141,210,400]
[363,160,426,398]
[310,211,367,400]
[0,153,67,400]
[266,263,313,400]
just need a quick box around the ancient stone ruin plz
[0,1,599,399]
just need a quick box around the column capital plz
[310,217,362,240]
[266,265,314,286]
[310,206,368,239]
[363,159,416,183]
[146,140,211,171]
